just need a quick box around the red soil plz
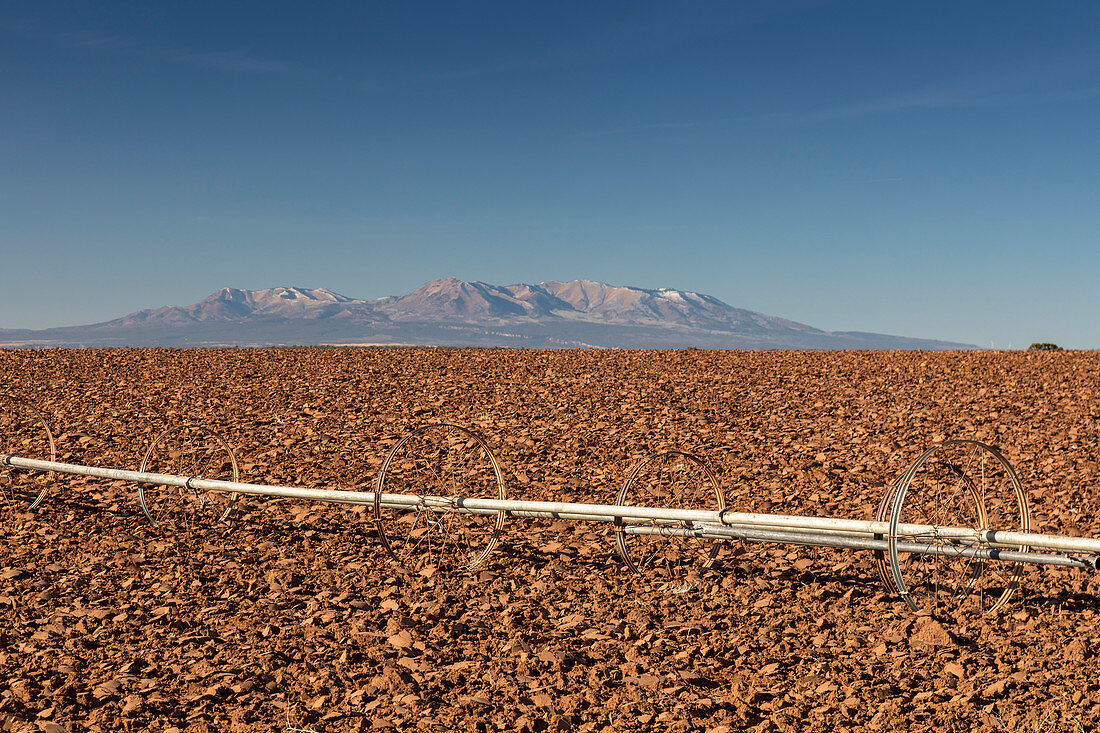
[2,348,1099,732]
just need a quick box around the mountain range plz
[0,278,975,349]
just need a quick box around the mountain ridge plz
[0,278,977,350]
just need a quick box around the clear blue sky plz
[2,1,1098,347]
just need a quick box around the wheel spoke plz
[139,426,238,531]
[375,425,504,573]
[889,441,1027,615]
[0,398,56,510]
[614,451,724,581]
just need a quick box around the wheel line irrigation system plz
[2,397,1099,618]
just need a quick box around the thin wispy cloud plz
[418,58,540,83]
[806,86,1100,122]
[3,20,301,75]
[161,48,297,74]
[803,63,1100,123]
[356,57,540,94]
[47,28,127,50]
[366,3,809,92]
[570,74,1099,141]
[576,120,708,139]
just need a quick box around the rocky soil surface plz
[2,348,1099,732]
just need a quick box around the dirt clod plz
[2,348,1099,731]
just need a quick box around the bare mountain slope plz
[537,280,816,331]
[374,278,569,319]
[0,278,976,349]
[109,287,371,326]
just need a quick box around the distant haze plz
[0,278,976,350]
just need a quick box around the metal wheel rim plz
[137,425,240,528]
[374,423,506,572]
[0,396,56,511]
[614,449,726,576]
[872,476,901,593]
[887,439,1029,614]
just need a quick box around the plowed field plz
[2,348,1100,732]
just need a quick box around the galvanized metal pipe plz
[0,454,667,522]
[624,524,1100,570]
[6,453,1100,557]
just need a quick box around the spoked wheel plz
[885,439,1030,614]
[0,396,56,510]
[872,476,902,593]
[137,426,239,531]
[614,450,725,583]
[374,424,506,574]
